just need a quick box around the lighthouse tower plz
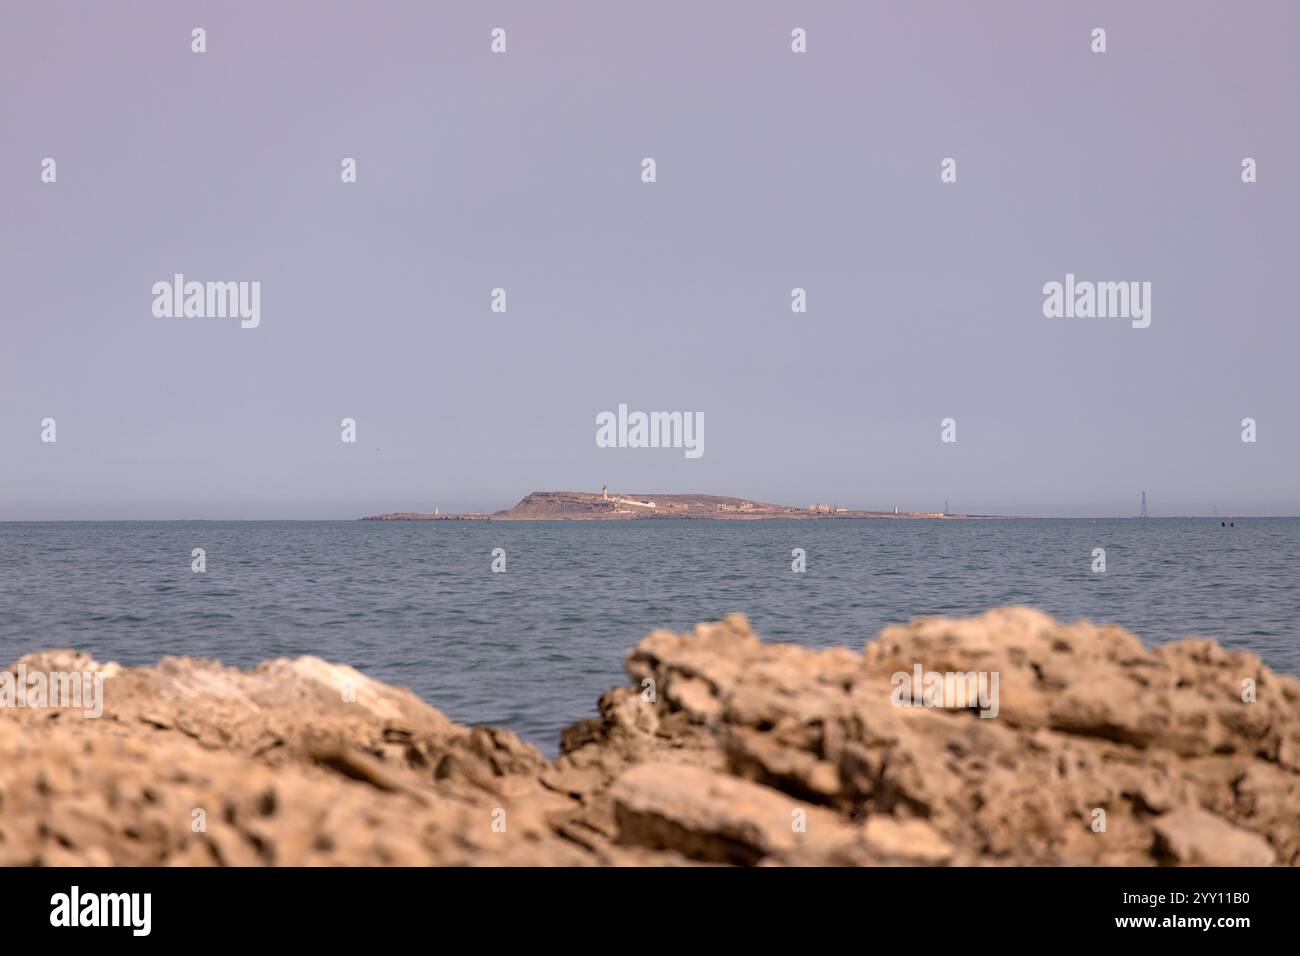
[602,485,609,499]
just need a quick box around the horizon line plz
[3,515,1298,523]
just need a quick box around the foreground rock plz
[1,608,1296,866]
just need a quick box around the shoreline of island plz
[361,489,1018,521]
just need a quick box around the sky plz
[2,1,1297,519]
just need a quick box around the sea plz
[2,518,1296,753]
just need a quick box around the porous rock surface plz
[1,608,1296,866]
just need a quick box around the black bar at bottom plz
[0,865,1282,941]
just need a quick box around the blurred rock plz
[2,608,1295,866]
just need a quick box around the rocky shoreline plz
[2,608,1296,866]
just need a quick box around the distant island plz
[363,488,1003,521]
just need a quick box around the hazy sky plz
[2,1,1297,519]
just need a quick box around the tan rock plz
[862,816,955,865]
[3,607,1297,866]
[1153,807,1276,866]
[609,763,855,865]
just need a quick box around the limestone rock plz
[1152,807,1276,866]
[3,607,1296,866]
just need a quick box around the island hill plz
[363,488,983,521]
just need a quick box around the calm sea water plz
[2,518,1296,752]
